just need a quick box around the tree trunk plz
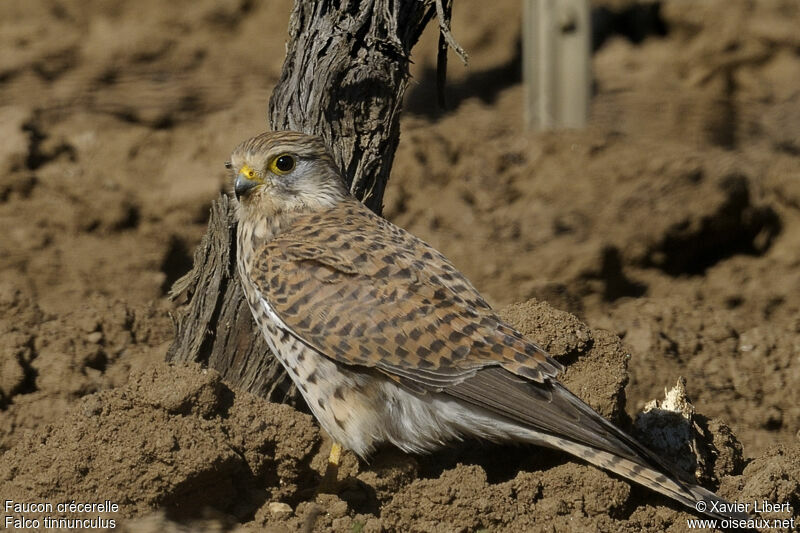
[166,0,439,407]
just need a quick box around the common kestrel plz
[228,131,745,521]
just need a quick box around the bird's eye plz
[224,161,232,170]
[269,154,296,175]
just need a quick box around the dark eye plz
[273,154,295,174]
[224,161,232,170]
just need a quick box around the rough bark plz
[166,0,440,406]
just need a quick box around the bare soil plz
[1,0,798,531]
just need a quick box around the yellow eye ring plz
[269,154,296,175]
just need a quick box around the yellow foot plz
[318,441,342,493]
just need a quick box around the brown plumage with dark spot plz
[229,130,747,522]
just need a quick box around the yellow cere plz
[239,164,257,179]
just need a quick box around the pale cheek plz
[297,181,342,208]
[245,190,278,218]
[253,218,269,239]
[255,187,303,214]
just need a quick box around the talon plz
[318,441,342,493]
[328,441,342,468]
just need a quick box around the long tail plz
[531,431,747,522]
[447,368,750,522]
[516,383,751,523]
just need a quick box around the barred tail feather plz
[526,433,748,522]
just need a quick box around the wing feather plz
[248,199,563,390]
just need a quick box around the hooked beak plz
[234,171,258,200]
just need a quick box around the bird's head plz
[227,131,349,219]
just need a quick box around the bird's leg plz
[318,441,342,493]
[328,441,342,467]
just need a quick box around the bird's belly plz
[236,276,386,454]
[258,326,543,457]
[257,321,385,455]
[238,262,545,457]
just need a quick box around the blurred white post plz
[523,0,591,130]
